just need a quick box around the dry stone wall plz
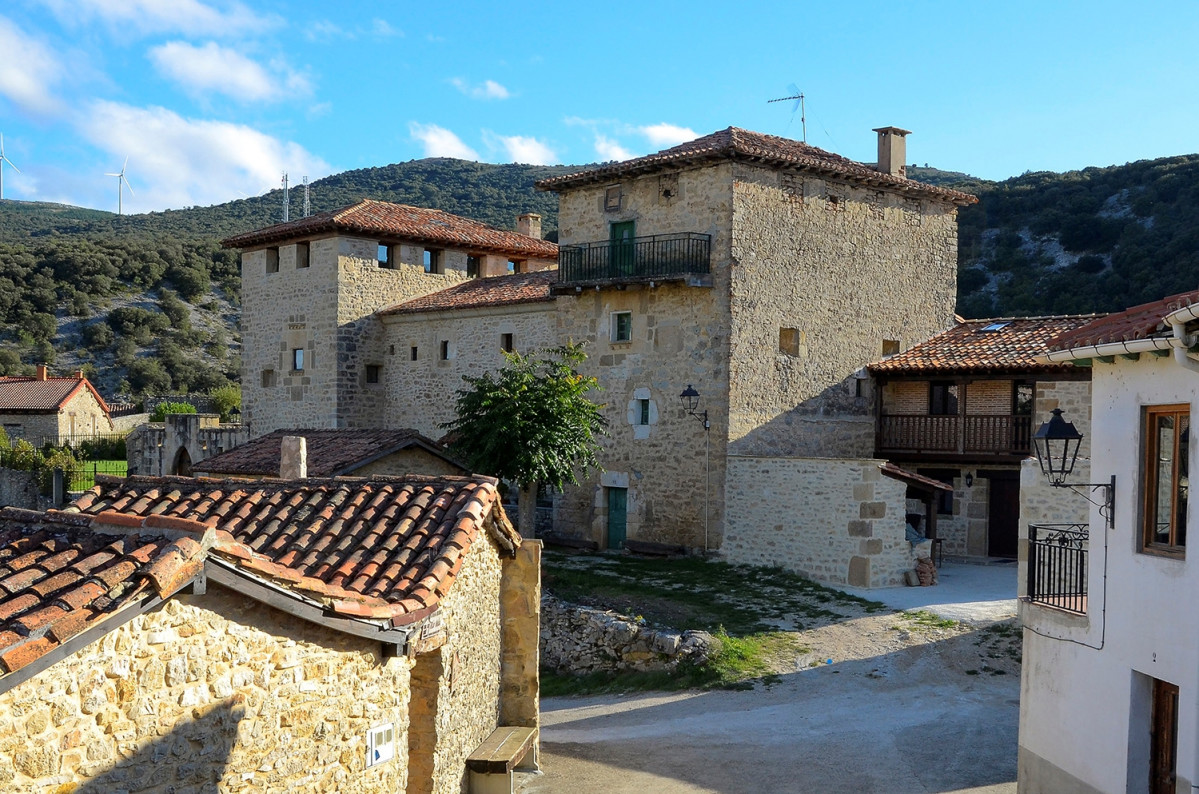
[723,456,912,588]
[0,468,39,509]
[540,595,719,674]
[727,163,959,459]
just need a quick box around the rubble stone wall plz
[722,455,912,588]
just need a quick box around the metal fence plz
[1027,523,1089,614]
[558,232,711,284]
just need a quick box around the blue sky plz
[0,0,1196,214]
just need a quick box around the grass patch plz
[895,610,958,631]
[67,460,127,491]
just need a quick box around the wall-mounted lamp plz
[679,384,711,551]
[964,473,974,488]
[1032,408,1114,528]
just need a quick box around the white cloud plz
[305,19,347,41]
[486,133,556,165]
[77,100,330,211]
[0,16,65,116]
[40,0,277,37]
[450,78,510,100]
[149,41,310,102]
[409,123,479,160]
[640,123,699,148]
[372,18,400,36]
[594,135,632,162]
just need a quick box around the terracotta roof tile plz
[379,270,556,316]
[0,508,209,677]
[536,127,977,206]
[221,199,559,259]
[195,428,463,478]
[1048,290,1199,352]
[72,474,520,621]
[868,316,1104,376]
[0,375,110,415]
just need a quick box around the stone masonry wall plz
[727,163,959,459]
[0,583,416,793]
[723,456,912,588]
[381,304,558,438]
[350,448,467,478]
[553,164,733,549]
[0,413,62,446]
[0,468,39,509]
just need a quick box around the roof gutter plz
[1042,336,1176,363]
[1164,303,1199,373]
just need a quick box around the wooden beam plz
[1095,355,1115,364]
[1120,353,1141,361]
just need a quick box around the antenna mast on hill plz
[0,134,20,201]
[104,157,134,215]
[768,85,806,143]
[303,176,310,217]
[281,172,289,222]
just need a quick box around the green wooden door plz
[607,487,627,549]
[609,221,635,276]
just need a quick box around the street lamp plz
[679,385,711,551]
[1031,408,1115,529]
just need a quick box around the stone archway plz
[171,447,193,477]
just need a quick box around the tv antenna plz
[104,157,134,215]
[302,176,310,217]
[768,84,806,143]
[281,172,289,222]
[0,134,20,201]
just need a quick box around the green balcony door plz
[607,487,628,549]
[609,221,635,276]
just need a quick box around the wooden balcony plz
[876,414,1032,460]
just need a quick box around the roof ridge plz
[960,313,1109,323]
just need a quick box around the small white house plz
[1018,290,1199,794]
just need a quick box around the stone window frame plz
[611,311,632,344]
[508,259,526,275]
[261,369,277,388]
[411,346,418,361]
[604,185,622,212]
[500,333,514,353]
[1141,403,1189,557]
[295,242,310,269]
[292,348,305,372]
[779,327,801,357]
[423,248,442,274]
[881,339,900,357]
[627,388,657,440]
[365,364,382,385]
[637,399,650,426]
[265,246,280,274]
[377,244,394,269]
[439,340,451,361]
[466,255,481,279]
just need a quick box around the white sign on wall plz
[366,722,395,767]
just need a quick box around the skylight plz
[981,322,1011,332]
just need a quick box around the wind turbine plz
[0,134,20,201]
[105,157,134,215]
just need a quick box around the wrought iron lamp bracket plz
[1051,474,1115,530]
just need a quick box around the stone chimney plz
[35,364,48,381]
[517,213,542,240]
[873,127,911,178]
[75,370,85,380]
[279,436,307,480]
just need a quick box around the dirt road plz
[520,626,1019,794]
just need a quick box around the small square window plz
[779,328,801,356]
[265,247,280,274]
[467,255,481,278]
[296,242,310,269]
[501,333,514,352]
[605,185,622,211]
[410,346,418,361]
[507,259,518,275]
[423,249,442,274]
[366,365,381,384]
[611,312,632,343]
[292,348,305,371]
[440,340,449,360]
[882,339,900,356]
[637,399,650,426]
[377,244,393,268]
[261,369,276,387]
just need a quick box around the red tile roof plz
[1048,291,1199,351]
[70,474,519,623]
[379,270,556,316]
[221,199,560,259]
[194,429,463,478]
[880,462,953,493]
[536,127,977,206]
[0,508,209,677]
[0,375,110,415]
[868,316,1104,376]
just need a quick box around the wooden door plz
[987,474,1020,558]
[606,487,627,549]
[1151,679,1179,794]
[609,221,635,276]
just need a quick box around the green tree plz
[440,343,607,536]
[209,384,241,421]
[150,401,197,422]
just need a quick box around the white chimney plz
[279,436,307,480]
[517,213,542,240]
[873,127,911,178]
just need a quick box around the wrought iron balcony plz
[876,414,1032,458]
[1027,523,1088,614]
[556,232,711,286]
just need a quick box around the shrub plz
[150,401,197,422]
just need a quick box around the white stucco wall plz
[1019,354,1199,793]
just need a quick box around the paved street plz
[520,627,1019,794]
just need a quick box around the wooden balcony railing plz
[877,414,1032,456]
[557,233,711,284]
